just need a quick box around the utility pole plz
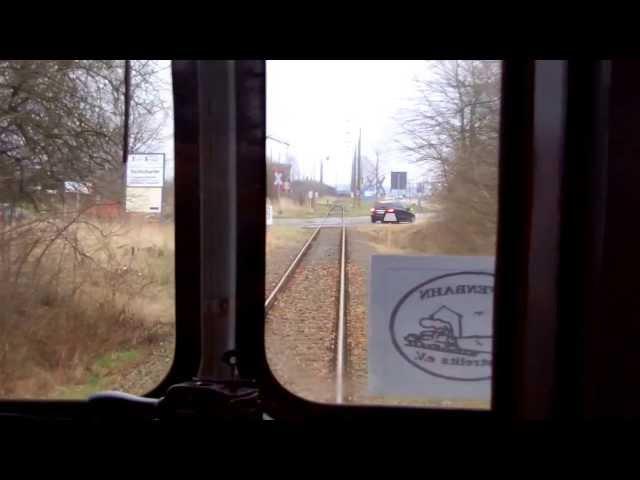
[351,147,357,207]
[375,151,380,200]
[356,129,362,207]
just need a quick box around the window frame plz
[243,59,548,420]
[0,60,197,418]
[0,58,625,421]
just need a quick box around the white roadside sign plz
[368,255,495,403]
[126,154,165,187]
[126,187,162,213]
[64,181,92,194]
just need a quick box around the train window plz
[0,60,175,399]
[265,60,500,409]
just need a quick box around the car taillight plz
[387,208,395,213]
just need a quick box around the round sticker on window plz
[389,271,494,382]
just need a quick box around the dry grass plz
[357,219,495,256]
[266,225,309,252]
[271,197,335,218]
[265,225,311,299]
[272,197,312,217]
[0,215,175,398]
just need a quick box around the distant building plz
[335,184,352,197]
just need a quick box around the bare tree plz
[361,151,386,199]
[0,60,170,291]
[0,60,175,398]
[0,60,169,211]
[397,60,501,244]
[286,152,300,182]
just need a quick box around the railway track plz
[265,205,348,403]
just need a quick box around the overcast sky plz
[158,60,433,188]
[266,60,431,189]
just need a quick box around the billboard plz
[125,187,163,213]
[126,153,165,213]
[126,153,165,187]
[390,171,407,190]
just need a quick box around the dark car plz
[370,201,415,223]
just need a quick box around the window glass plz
[0,60,175,398]
[265,60,500,409]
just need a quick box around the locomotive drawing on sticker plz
[404,306,492,357]
[390,272,494,382]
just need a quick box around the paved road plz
[274,213,432,227]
